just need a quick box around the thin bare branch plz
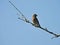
[9,1,27,20]
[9,1,60,39]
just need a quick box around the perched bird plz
[32,14,41,27]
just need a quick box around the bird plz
[32,14,41,27]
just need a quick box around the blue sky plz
[0,0,60,45]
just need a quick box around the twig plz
[9,1,27,20]
[9,1,60,39]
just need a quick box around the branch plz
[9,1,60,39]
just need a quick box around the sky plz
[0,0,60,45]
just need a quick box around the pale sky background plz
[0,0,60,45]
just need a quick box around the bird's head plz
[33,14,37,17]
